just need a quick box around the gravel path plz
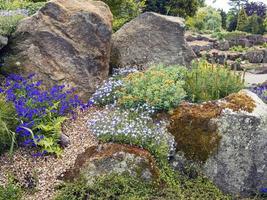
[0,108,98,200]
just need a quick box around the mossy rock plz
[168,91,256,162]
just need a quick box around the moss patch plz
[168,92,256,162]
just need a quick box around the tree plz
[145,0,201,18]
[102,0,146,31]
[236,7,249,31]
[245,13,265,34]
[244,2,266,18]
[218,9,227,29]
[226,11,238,31]
[186,6,222,31]
[229,0,248,12]
[165,0,200,18]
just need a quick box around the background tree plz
[102,0,145,31]
[145,0,201,18]
[226,11,238,31]
[186,6,222,31]
[229,0,248,12]
[165,0,200,18]
[236,7,248,31]
[244,1,266,18]
[218,9,227,29]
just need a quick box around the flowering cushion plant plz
[250,83,267,103]
[0,74,86,156]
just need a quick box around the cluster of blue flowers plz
[250,83,267,103]
[0,73,90,154]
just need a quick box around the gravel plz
[0,108,98,200]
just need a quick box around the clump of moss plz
[168,102,222,162]
[168,92,256,162]
[223,93,256,113]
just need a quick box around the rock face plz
[3,0,112,98]
[110,12,196,68]
[245,50,264,63]
[61,144,159,184]
[204,90,267,197]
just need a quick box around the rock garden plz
[0,0,266,200]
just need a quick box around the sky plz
[206,0,267,11]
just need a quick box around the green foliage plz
[226,10,238,31]
[223,30,248,40]
[0,0,44,12]
[245,13,265,34]
[23,2,45,15]
[55,172,184,200]
[184,60,245,102]
[229,0,248,13]
[229,45,249,52]
[0,15,25,36]
[165,0,200,18]
[145,0,201,18]
[102,0,145,32]
[0,178,22,200]
[0,94,18,155]
[117,65,187,111]
[219,9,227,30]
[186,6,222,31]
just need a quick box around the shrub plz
[0,94,18,155]
[0,15,25,36]
[117,65,187,111]
[184,60,244,102]
[0,178,22,200]
[0,74,85,156]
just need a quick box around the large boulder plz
[203,90,267,197]
[2,0,112,98]
[169,90,267,197]
[110,12,196,69]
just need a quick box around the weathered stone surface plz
[229,38,251,48]
[263,49,267,63]
[60,143,159,184]
[214,41,230,51]
[204,90,267,197]
[0,35,8,50]
[111,12,196,68]
[247,34,265,45]
[3,0,112,98]
[245,50,264,63]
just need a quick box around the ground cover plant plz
[0,177,22,200]
[0,15,25,36]
[0,74,84,156]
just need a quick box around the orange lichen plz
[223,93,256,113]
[168,92,256,162]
